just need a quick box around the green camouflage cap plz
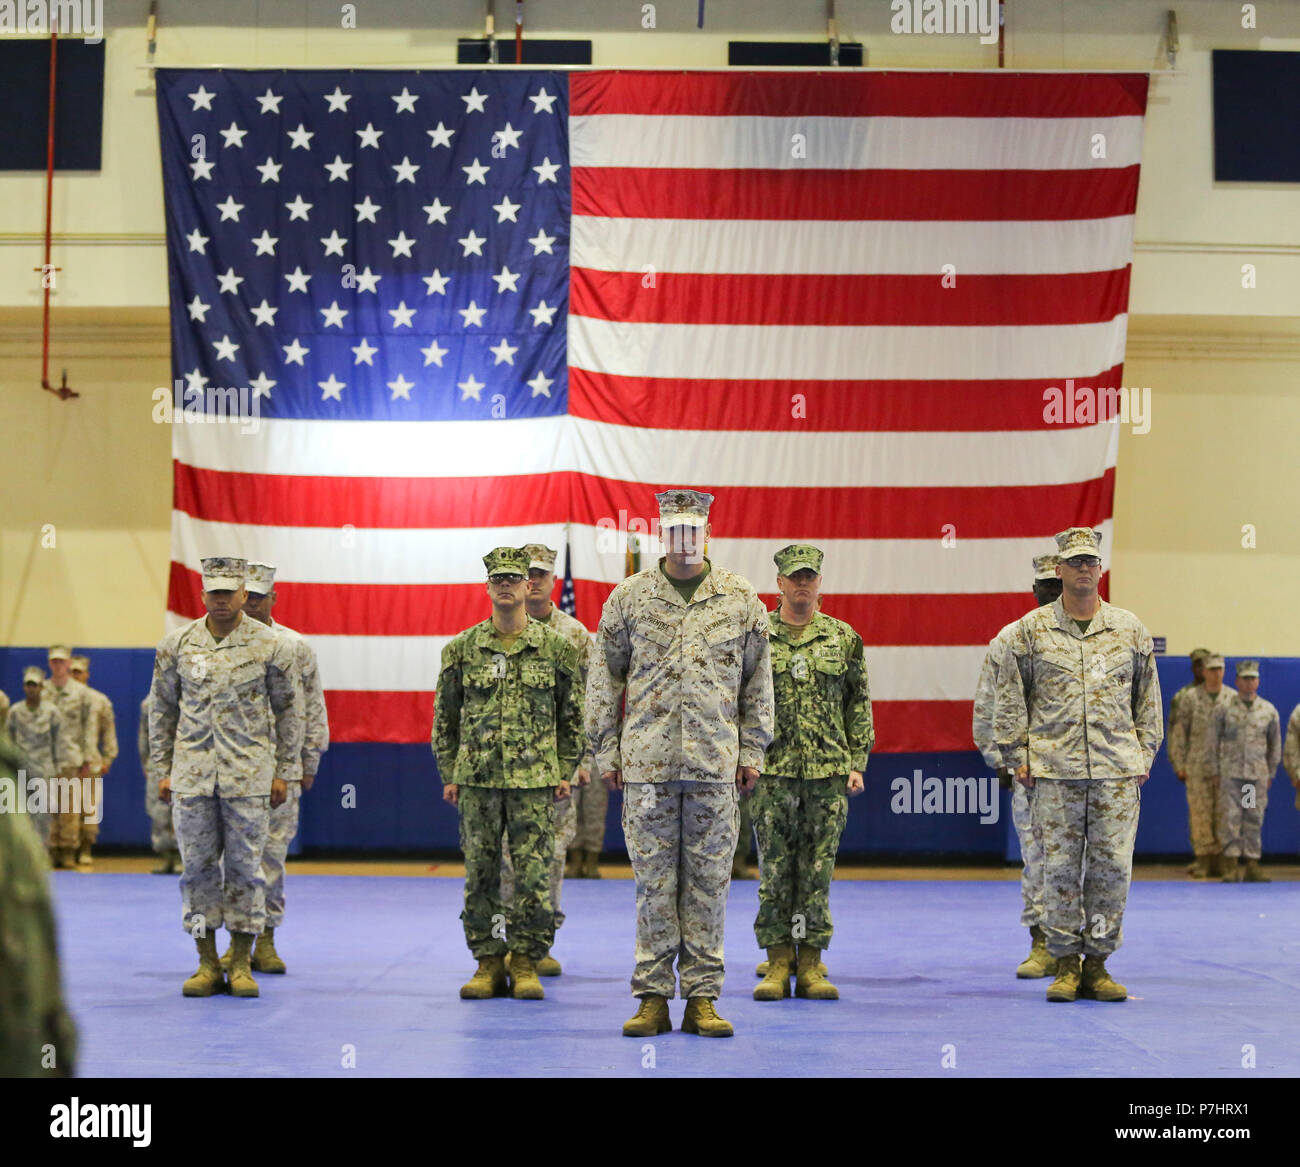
[1189,648,1212,663]
[1032,553,1061,580]
[47,644,72,661]
[1054,527,1102,559]
[774,544,824,575]
[245,562,277,595]
[23,666,45,684]
[1235,659,1260,678]
[1203,653,1225,670]
[483,546,530,577]
[523,543,558,572]
[655,488,714,528]
[201,556,247,591]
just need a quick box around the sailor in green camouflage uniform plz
[1208,660,1280,883]
[434,547,584,1002]
[992,528,1163,1003]
[752,545,871,1003]
[0,730,77,1077]
[588,489,774,1039]
[499,543,593,977]
[972,552,1061,979]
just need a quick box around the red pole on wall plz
[39,31,76,399]
[515,0,523,64]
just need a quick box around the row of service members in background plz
[2,648,116,869]
[1167,647,1294,881]
[434,489,873,1037]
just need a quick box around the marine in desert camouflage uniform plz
[992,528,1163,1004]
[588,490,774,1039]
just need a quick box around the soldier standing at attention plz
[68,655,118,871]
[1208,661,1280,883]
[588,489,774,1039]
[6,667,64,848]
[0,686,10,725]
[434,547,584,1002]
[499,543,592,977]
[993,528,1163,1003]
[1169,653,1234,878]
[219,562,329,977]
[140,695,182,874]
[752,545,871,1004]
[42,646,93,869]
[150,556,302,999]
[972,552,1062,980]
[1169,648,1210,729]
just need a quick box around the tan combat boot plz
[1015,924,1058,978]
[253,926,287,974]
[1222,857,1244,883]
[682,997,734,1037]
[1079,955,1127,1001]
[535,950,562,976]
[1189,855,1212,879]
[219,940,234,972]
[460,955,508,999]
[795,944,839,1000]
[581,849,602,879]
[622,995,671,1036]
[753,944,794,1001]
[564,848,582,879]
[75,842,93,871]
[182,931,226,997]
[757,955,826,976]
[227,933,260,997]
[509,952,545,999]
[1243,859,1270,883]
[1045,953,1082,1002]
[1210,853,1228,878]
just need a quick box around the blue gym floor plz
[52,874,1299,1077]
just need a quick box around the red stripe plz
[172,466,1115,542]
[173,461,577,529]
[171,563,1088,647]
[571,268,1131,327]
[871,701,977,753]
[568,365,1130,432]
[572,166,1141,222]
[322,689,976,752]
[570,71,1149,119]
[327,691,434,745]
[568,472,1117,542]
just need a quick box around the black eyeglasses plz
[489,573,524,584]
[1062,556,1101,569]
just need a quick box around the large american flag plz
[158,68,1148,751]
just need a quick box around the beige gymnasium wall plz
[1,0,1297,652]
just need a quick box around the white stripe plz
[570,115,1146,171]
[570,215,1137,275]
[147,633,992,702]
[173,414,1117,488]
[169,510,1115,596]
[568,316,1129,382]
[171,415,574,479]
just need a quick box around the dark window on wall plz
[0,39,105,170]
